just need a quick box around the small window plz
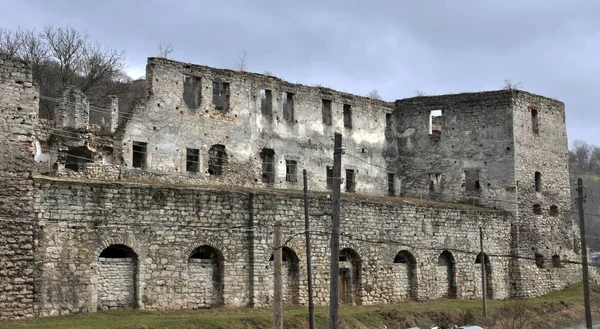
[552,255,561,268]
[534,171,542,192]
[429,110,443,136]
[385,113,392,128]
[186,148,200,172]
[208,144,227,176]
[550,205,559,217]
[345,169,355,192]
[212,81,230,112]
[464,170,480,193]
[183,75,201,109]
[343,104,352,129]
[260,89,272,117]
[339,256,347,262]
[387,173,395,196]
[132,141,147,169]
[531,108,539,134]
[285,160,297,183]
[322,99,332,126]
[429,173,442,193]
[533,204,542,215]
[282,91,294,123]
[260,148,276,184]
[326,166,334,190]
[535,253,544,268]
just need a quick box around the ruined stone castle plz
[0,53,585,319]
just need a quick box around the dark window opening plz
[99,244,136,259]
[190,246,219,262]
[286,160,297,183]
[429,110,443,136]
[282,91,294,123]
[260,148,276,184]
[212,81,230,112]
[183,75,201,109]
[343,104,352,129]
[550,205,559,217]
[186,148,200,173]
[534,171,542,192]
[552,255,561,268]
[385,113,391,128]
[345,169,355,192]
[327,166,334,190]
[208,144,227,176]
[429,173,442,193]
[388,173,395,196]
[339,256,347,262]
[531,108,539,134]
[533,204,542,215]
[65,146,93,171]
[535,253,544,268]
[465,170,480,193]
[394,251,413,264]
[260,89,273,117]
[322,99,332,126]
[132,141,147,169]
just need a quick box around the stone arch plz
[393,250,417,300]
[437,250,456,299]
[187,245,224,309]
[269,246,300,305]
[474,252,493,299]
[97,244,139,310]
[339,248,362,305]
[65,146,93,171]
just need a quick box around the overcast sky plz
[2,0,599,146]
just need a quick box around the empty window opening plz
[132,141,147,169]
[186,148,200,173]
[345,169,355,193]
[533,204,542,215]
[327,166,334,190]
[260,89,273,117]
[183,75,201,109]
[534,171,542,192]
[464,170,480,193]
[212,81,230,112]
[550,205,559,217]
[428,173,442,194]
[385,113,392,128]
[429,110,443,136]
[531,108,539,134]
[388,173,395,196]
[343,104,352,129]
[282,91,294,123]
[208,144,227,176]
[65,146,93,171]
[260,148,276,184]
[286,160,297,183]
[535,253,544,268]
[322,99,332,126]
[552,255,562,268]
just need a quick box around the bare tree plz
[235,49,248,72]
[157,42,173,59]
[503,79,523,90]
[495,300,533,329]
[367,89,382,100]
[264,70,275,77]
[414,90,426,97]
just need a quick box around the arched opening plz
[97,244,138,310]
[188,245,224,309]
[534,171,542,192]
[339,248,362,305]
[552,254,562,268]
[65,146,93,171]
[393,250,417,300]
[208,145,227,176]
[535,253,544,268]
[474,252,493,299]
[269,247,300,305]
[549,205,559,217]
[437,250,456,299]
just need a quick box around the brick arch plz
[183,239,227,262]
[94,237,141,260]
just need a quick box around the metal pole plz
[303,169,315,329]
[479,226,487,318]
[329,132,342,329]
[273,220,283,329]
[577,178,593,329]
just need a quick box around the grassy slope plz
[1,282,599,329]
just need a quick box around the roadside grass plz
[1,281,597,329]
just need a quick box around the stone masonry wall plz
[0,54,38,319]
[97,258,136,310]
[30,176,552,317]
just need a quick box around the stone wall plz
[0,54,38,319]
[97,258,136,310]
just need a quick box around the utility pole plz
[303,169,315,329]
[577,178,592,329]
[273,220,283,329]
[329,132,342,329]
[479,226,487,318]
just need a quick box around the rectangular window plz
[388,173,395,196]
[212,81,230,112]
[385,113,392,128]
[132,141,147,169]
[322,99,332,126]
[531,108,539,134]
[186,148,200,172]
[208,144,227,176]
[261,148,276,184]
[343,104,352,129]
[326,166,334,190]
[260,89,272,117]
[428,173,442,193]
[429,110,443,136]
[465,170,480,193]
[345,169,355,192]
[285,160,297,182]
[282,91,294,123]
[183,75,201,109]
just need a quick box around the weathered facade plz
[0,54,588,319]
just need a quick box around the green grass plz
[1,282,597,329]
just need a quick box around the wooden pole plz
[273,220,283,329]
[577,178,592,329]
[329,132,342,329]
[479,226,487,317]
[303,169,316,329]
